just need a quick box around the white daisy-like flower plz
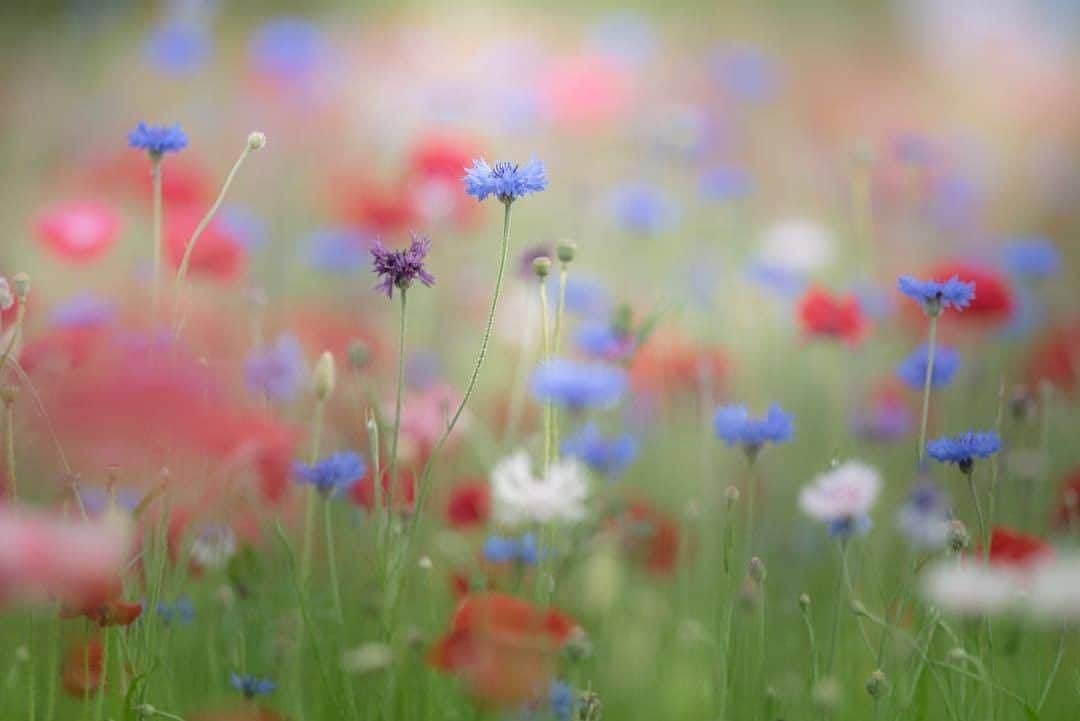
[1028,556,1080,623]
[922,561,1022,617]
[757,218,834,275]
[799,461,882,533]
[189,524,237,571]
[490,449,589,526]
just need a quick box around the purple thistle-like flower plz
[370,233,435,299]
[127,122,188,156]
[897,275,975,315]
[463,157,547,203]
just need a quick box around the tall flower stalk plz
[534,257,553,475]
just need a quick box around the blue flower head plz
[304,228,368,274]
[827,515,872,539]
[230,672,276,699]
[575,323,634,361]
[710,44,780,103]
[549,680,574,721]
[127,122,188,156]
[1001,238,1060,280]
[49,293,116,329]
[608,183,678,236]
[897,482,953,550]
[927,431,1000,474]
[156,595,195,626]
[561,423,638,477]
[463,157,547,203]
[294,451,366,498]
[897,275,975,316]
[244,333,307,403]
[896,344,960,391]
[530,359,627,410]
[482,533,539,566]
[144,23,210,75]
[563,277,611,318]
[371,234,435,299]
[713,403,793,457]
[249,17,327,82]
[699,165,752,202]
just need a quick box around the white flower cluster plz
[923,556,1080,623]
[490,450,589,526]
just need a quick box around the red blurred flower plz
[332,176,419,236]
[165,207,247,281]
[538,54,634,130]
[34,200,122,264]
[62,638,104,696]
[985,526,1051,568]
[429,592,576,707]
[611,499,681,576]
[407,133,478,184]
[60,596,142,627]
[628,330,728,398]
[88,151,213,210]
[926,262,1013,322]
[444,480,490,530]
[796,287,865,344]
[1054,467,1080,528]
[351,468,416,513]
[1027,322,1080,395]
[18,326,106,375]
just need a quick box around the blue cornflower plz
[463,157,547,203]
[897,275,975,315]
[530,359,627,410]
[575,323,634,361]
[827,516,872,539]
[144,23,210,75]
[713,404,793,456]
[249,17,326,82]
[230,672,276,699]
[1001,238,1060,279]
[896,344,960,391]
[563,277,611,318]
[156,595,195,626]
[370,233,435,299]
[927,431,1001,474]
[244,333,307,403]
[744,261,806,300]
[127,122,188,156]
[699,165,752,201]
[608,183,678,235]
[710,44,780,103]
[896,482,952,550]
[75,487,142,517]
[294,451,366,498]
[549,680,574,721]
[49,293,115,329]
[218,205,268,251]
[304,228,368,274]
[482,533,539,566]
[405,350,444,391]
[561,424,638,477]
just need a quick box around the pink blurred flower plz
[34,200,122,264]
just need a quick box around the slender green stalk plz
[300,399,325,584]
[538,277,552,475]
[27,610,35,721]
[94,628,110,721]
[4,399,16,500]
[800,598,819,686]
[551,265,569,455]
[45,603,58,721]
[1037,627,1067,712]
[966,470,988,550]
[917,315,938,464]
[150,154,163,320]
[824,539,848,675]
[386,288,409,521]
[324,499,344,625]
[172,141,257,340]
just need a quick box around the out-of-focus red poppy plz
[88,151,213,210]
[351,468,416,512]
[60,596,142,627]
[288,307,382,372]
[610,498,680,576]
[62,638,104,696]
[1027,323,1080,395]
[18,326,106,375]
[796,287,865,344]
[429,592,576,707]
[628,329,728,398]
[985,526,1051,568]
[165,207,247,282]
[332,176,419,237]
[538,53,634,130]
[927,262,1014,323]
[444,480,490,530]
[34,200,122,264]
[407,133,478,184]
[1054,467,1080,528]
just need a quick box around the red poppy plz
[926,262,1014,322]
[611,499,681,576]
[407,133,478,184]
[60,596,143,627]
[164,207,247,282]
[34,201,122,264]
[1054,467,1080,528]
[444,480,490,530]
[537,54,634,130]
[88,151,213,210]
[61,638,104,696]
[18,326,106,375]
[429,592,576,707]
[985,526,1051,568]
[1027,323,1080,394]
[351,468,416,512]
[797,287,865,344]
[332,176,419,236]
[628,330,728,398]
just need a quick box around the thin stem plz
[1037,627,1067,711]
[825,540,848,675]
[917,314,938,464]
[150,155,163,320]
[386,288,408,517]
[4,400,16,500]
[538,277,552,475]
[172,142,256,340]
[300,399,325,585]
[967,470,988,550]
[324,499,344,625]
[800,602,819,686]
[551,266,568,456]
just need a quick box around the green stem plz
[27,610,35,721]
[150,154,162,320]
[324,498,344,625]
[551,266,568,457]
[538,278,552,475]
[300,399,325,585]
[917,314,938,464]
[1037,627,1067,712]
[4,400,16,500]
[386,288,408,523]
[967,470,988,551]
[824,539,848,675]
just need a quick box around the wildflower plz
[563,277,611,318]
[712,403,793,457]
[796,287,865,344]
[294,451,366,498]
[607,182,678,235]
[896,483,952,550]
[463,157,547,203]
[518,244,554,279]
[1028,556,1080,622]
[244,333,307,403]
[1026,323,1080,394]
[985,526,1051,568]
[61,596,143,627]
[1055,467,1080,528]
[560,423,638,477]
[922,561,1019,617]
[798,461,882,537]
[529,359,627,410]
[189,524,238,572]
[230,672,276,699]
[370,233,435,299]
[351,468,415,512]
[303,228,369,274]
[445,481,491,530]
[248,17,327,84]
[610,498,680,576]
[896,344,960,390]
[574,323,635,362]
[164,206,247,281]
[897,275,974,315]
[156,595,195,626]
[144,23,211,75]
[48,294,116,329]
[549,680,575,721]
[699,165,752,201]
[127,122,189,156]
[0,278,13,312]
[757,219,833,277]
[33,201,122,264]
[61,638,104,696]
[428,592,576,707]
[926,431,1001,474]
[850,384,911,442]
[491,450,589,526]
[925,262,1013,322]
[482,533,540,566]
[710,44,780,103]
[1000,238,1060,280]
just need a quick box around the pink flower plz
[34,201,122,264]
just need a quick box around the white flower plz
[189,524,237,571]
[799,461,882,525]
[491,450,589,526]
[922,561,1022,617]
[1028,556,1080,623]
[757,218,834,275]
[0,278,12,312]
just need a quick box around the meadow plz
[1,3,1079,720]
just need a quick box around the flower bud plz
[812,677,840,713]
[313,350,335,402]
[532,256,552,279]
[348,339,370,371]
[11,272,30,300]
[946,520,970,553]
[556,239,577,264]
[247,131,267,150]
[723,485,740,510]
[850,599,869,618]
[578,689,602,721]
[865,669,889,699]
[0,385,18,406]
[748,556,766,583]
[798,592,811,612]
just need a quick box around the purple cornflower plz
[896,344,960,391]
[561,423,638,477]
[1000,238,1060,279]
[127,122,188,156]
[230,672,276,699]
[482,533,539,566]
[244,333,307,403]
[608,182,678,236]
[463,157,547,203]
[927,431,1001,474]
[897,275,975,315]
[144,23,210,75]
[370,233,435,299]
[48,293,116,329]
[294,451,366,498]
[713,403,793,457]
[575,323,635,362]
[530,359,627,410]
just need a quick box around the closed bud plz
[737,576,760,610]
[578,689,602,721]
[748,556,767,583]
[348,339,370,371]
[0,385,18,406]
[947,520,970,553]
[247,131,267,150]
[865,669,889,699]
[313,351,335,402]
[532,256,552,278]
[798,592,811,612]
[812,677,841,712]
[557,239,577,264]
[11,272,30,300]
[723,485,740,510]
[850,599,869,617]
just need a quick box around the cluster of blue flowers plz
[713,403,793,456]
[897,275,975,315]
[156,595,195,627]
[530,359,627,410]
[128,122,189,156]
[561,423,638,477]
[896,344,960,391]
[294,451,367,497]
[482,533,540,566]
[230,672,276,699]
